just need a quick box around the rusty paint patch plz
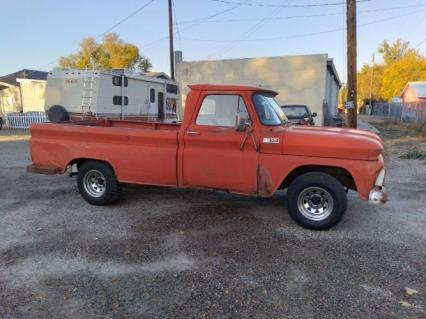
[257,165,273,197]
[27,165,62,175]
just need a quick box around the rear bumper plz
[27,164,62,175]
[368,168,387,204]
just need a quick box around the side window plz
[196,95,250,127]
[150,88,155,103]
[166,84,178,94]
[113,96,129,105]
[112,76,128,87]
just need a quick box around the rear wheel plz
[77,161,122,205]
[286,172,347,230]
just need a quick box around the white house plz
[0,69,47,116]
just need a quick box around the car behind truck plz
[28,84,387,230]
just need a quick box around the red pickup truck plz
[28,84,386,230]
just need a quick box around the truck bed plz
[29,119,181,186]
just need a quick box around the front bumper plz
[368,168,387,204]
[369,186,387,204]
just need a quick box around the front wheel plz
[77,161,122,206]
[286,172,347,230]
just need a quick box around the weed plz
[400,148,426,160]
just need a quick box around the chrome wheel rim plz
[83,169,106,198]
[297,187,334,221]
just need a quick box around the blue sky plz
[1,0,426,82]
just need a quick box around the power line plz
[414,38,426,49]
[209,0,293,58]
[24,0,157,76]
[180,8,426,44]
[176,4,426,25]
[143,2,244,50]
[210,0,371,8]
[96,0,156,38]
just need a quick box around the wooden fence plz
[371,102,425,129]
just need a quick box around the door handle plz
[186,130,200,135]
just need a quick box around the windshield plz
[252,93,288,126]
[282,105,309,118]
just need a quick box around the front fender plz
[258,153,385,201]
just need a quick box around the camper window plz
[150,88,155,103]
[113,96,129,106]
[112,76,128,87]
[166,84,178,94]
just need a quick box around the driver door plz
[183,93,258,194]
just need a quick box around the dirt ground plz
[0,121,425,319]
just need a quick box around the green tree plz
[59,33,152,72]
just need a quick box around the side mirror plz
[312,112,317,117]
[236,115,250,132]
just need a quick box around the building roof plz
[188,83,278,94]
[401,81,426,98]
[146,71,171,79]
[0,69,48,87]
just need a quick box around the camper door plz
[148,86,157,115]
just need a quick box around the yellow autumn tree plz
[355,39,426,102]
[59,33,151,72]
[380,51,426,100]
[357,63,384,104]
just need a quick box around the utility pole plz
[168,0,175,80]
[346,0,357,128]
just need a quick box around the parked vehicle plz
[28,84,387,230]
[44,69,180,122]
[281,104,316,125]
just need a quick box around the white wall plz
[0,85,21,115]
[17,79,46,112]
[176,54,329,125]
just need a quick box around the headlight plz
[375,168,386,187]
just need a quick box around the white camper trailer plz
[44,69,179,122]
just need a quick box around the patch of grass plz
[400,148,426,160]
[373,120,418,140]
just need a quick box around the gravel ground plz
[0,128,425,319]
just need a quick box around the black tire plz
[47,105,69,123]
[286,172,347,230]
[77,161,122,206]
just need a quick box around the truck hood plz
[280,125,384,160]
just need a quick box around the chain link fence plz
[370,102,425,130]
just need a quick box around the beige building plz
[176,54,341,126]
[0,69,47,116]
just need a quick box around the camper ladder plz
[81,66,96,115]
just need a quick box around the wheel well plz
[68,158,113,172]
[280,165,356,191]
